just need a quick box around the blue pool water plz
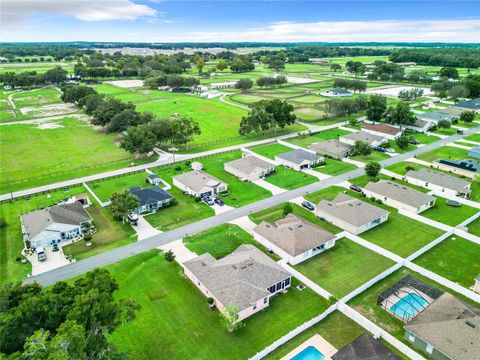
[291,346,325,360]
[390,293,428,319]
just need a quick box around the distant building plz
[416,111,457,124]
[468,146,480,160]
[405,168,471,198]
[129,186,173,214]
[253,214,337,265]
[310,140,353,159]
[332,333,402,360]
[438,106,465,117]
[395,62,417,66]
[316,194,389,235]
[210,81,238,89]
[406,119,434,133]
[147,173,161,186]
[363,123,403,140]
[319,88,353,97]
[339,131,387,147]
[224,155,274,181]
[275,149,324,171]
[183,245,291,322]
[173,170,227,197]
[363,180,436,213]
[433,158,480,178]
[453,98,480,114]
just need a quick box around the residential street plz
[24,125,480,286]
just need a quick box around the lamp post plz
[168,146,179,164]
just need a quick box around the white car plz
[37,248,47,262]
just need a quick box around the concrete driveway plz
[212,203,235,215]
[26,247,71,276]
[158,239,197,264]
[253,179,286,195]
[134,216,162,240]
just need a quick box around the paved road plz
[1,122,336,202]
[24,126,479,286]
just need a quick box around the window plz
[285,278,291,286]
[252,303,257,310]
[426,344,433,354]
[268,285,276,293]
[263,297,268,304]
[408,333,415,342]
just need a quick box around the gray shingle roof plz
[310,140,353,158]
[173,170,226,193]
[316,193,389,227]
[405,293,480,360]
[454,98,480,111]
[225,156,273,175]
[183,245,290,310]
[276,148,322,164]
[434,158,480,174]
[332,333,402,360]
[364,180,435,208]
[406,168,471,194]
[340,131,385,145]
[417,111,455,122]
[253,214,336,256]
[129,186,173,206]
[147,173,159,179]
[21,202,92,240]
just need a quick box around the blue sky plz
[2,1,479,42]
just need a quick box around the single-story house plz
[433,158,480,178]
[474,275,480,293]
[21,202,92,249]
[332,333,402,360]
[363,180,436,214]
[200,90,222,99]
[406,119,434,133]
[183,245,291,322]
[310,140,353,159]
[416,111,457,124]
[274,149,324,171]
[147,173,161,186]
[129,186,173,214]
[253,214,337,265]
[210,81,238,89]
[438,106,465,117]
[173,170,228,197]
[405,293,480,360]
[224,155,274,181]
[395,61,417,66]
[405,168,472,198]
[468,146,480,160]
[196,85,208,92]
[362,123,403,140]
[316,193,390,235]
[453,98,480,114]
[319,88,353,97]
[339,131,387,147]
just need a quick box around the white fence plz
[405,261,480,303]
[277,139,304,150]
[241,147,279,166]
[83,182,110,207]
[280,262,332,299]
[398,209,453,232]
[337,303,427,360]
[460,210,480,227]
[405,231,453,262]
[249,305,337,360]
[454,229,480,245]
[343,232,404,263]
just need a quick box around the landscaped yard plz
[88,171,153,202]
[467,217,480,236]
[417,145,472,163]
[412,235,480,289]
[287,128,352,148]
[420,197,478,226]
[265,166,318,190]
[464,133,480,142]
[183,224,258,259]
[314,158,357,176]
[107,250,329,360]
[250,143,293,159]
[249,202,341,234]
[295,238,395,298]
[351,151,390,163]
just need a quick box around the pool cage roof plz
[377,275,444,323]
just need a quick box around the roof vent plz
[232,265,237,269]
[466,321,476,329]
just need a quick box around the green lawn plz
[287,128,352,148]
[62,204,136,260]
[464,133,480,142]
[467,217,480,236]
[12,87,61,108]
[314,158,357,176]
[88,171,152,202]
[351,151,390,163]
[0,117,144,193]
[295,238,395,298]
[250,143,293,160]
[413,235,480,288]
[417,145,472,163]
[107,250,329,360]
[421,197,478,226]
[184,224,258,259]
[0,186,86,284]
[0,61,74,74]
[249,202,341,234]
[305,186,445,257]
[265,166,318,190]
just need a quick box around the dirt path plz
[0,113,91,126]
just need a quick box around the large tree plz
[235,78,253,92]
[121,125,157,156]
[193,55,205,74]
[384,101,416,128]
[109,191,140,220]
[365,161,381,179]
[366,95,387,123]
[92,98,135,127]
[239,99,296,136]
[169,117,201,147]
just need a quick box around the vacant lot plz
[314,158,357,176]
[421,197,478,226]
[417,146,472,163]
[265,166,318,190]
[88,171,152,202]
[287,128,352,148]
[295,238,395,298]
[413,235,480,289]
[250,143,293,159]
[12,87,61,108]
[108,250,328,360]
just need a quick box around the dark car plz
[301,201,315,211]
[349,184,362,193]
[52,244,59,252]
[457,129,464,135]
[214,198,225,206]
[202,196,214,206]
[373,146,387,153]
[409,139,420,145]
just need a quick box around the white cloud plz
[2,0,157,31]
[165,19,480,43]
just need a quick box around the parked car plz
[52,244,59,252]
[349,184,362,193]
[202,196,215,206]
[214,198,224,206]
[409,139,420,145]
[457,129,464,135]
[385,148,395,154]
[301,201,315,211]
[37,248,47,262]
[127,212,139,225]
[373,146,387,153]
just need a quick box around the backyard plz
[265,166,318,190]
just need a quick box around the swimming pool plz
[390,293,429,319]
[291,346,325,360]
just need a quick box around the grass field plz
[467,217,480,236]
[250,143,293,159]
[417,145,472,163]
[265,166,318,190]
[88,171,152,202]
[184,224,258,259]
[351,151,390,163]
[0,61,74,74]
[0,117,143,193]
[413,235,480,288]
[12,87,61,108]
[420,197,478,226]
[107,250,329,360]
[295,238,395,298]
[314,158,357,176]
[287,128,352,148]
[464,133,480,142]
[249,202,341,234]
